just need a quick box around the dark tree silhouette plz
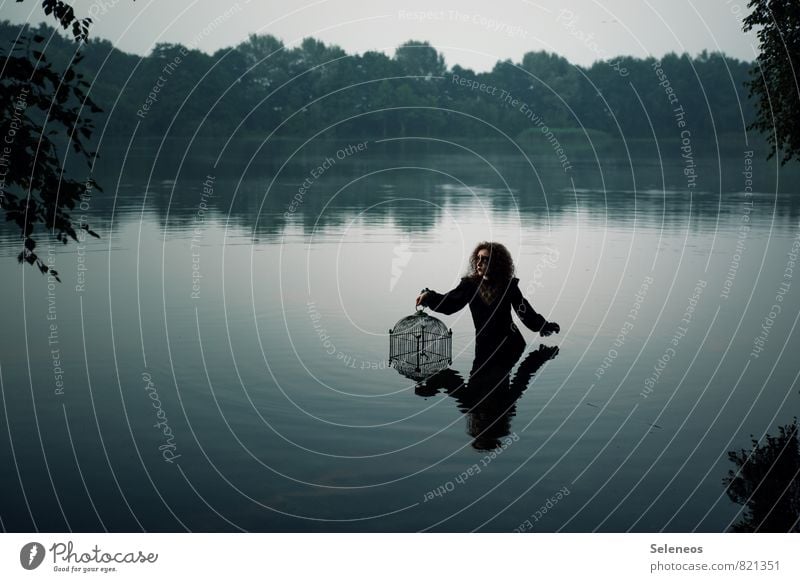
[744,0,800,164]
[36,0,92,42]
[724,419,800,532]
[2,1,112,278]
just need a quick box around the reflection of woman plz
[416,343,559,450]
[416,242,559,363]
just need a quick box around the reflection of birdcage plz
[389,309,452,381]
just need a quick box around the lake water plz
[1,139,799,532]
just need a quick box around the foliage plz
[743,0,800,164]
[1,30,101,279]
[724,419,800,532]
[1,0,106,279]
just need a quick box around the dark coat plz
[421,276,548,363]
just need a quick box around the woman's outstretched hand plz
[415,292,429,307]
[540,321,560,336]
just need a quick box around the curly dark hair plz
[466,241,516,282]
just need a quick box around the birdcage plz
[389,308,452,381]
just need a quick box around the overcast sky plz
[1,0,759,70]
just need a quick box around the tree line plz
[0,20,757,145]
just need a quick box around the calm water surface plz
[1,140,799,531]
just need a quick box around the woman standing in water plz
[416,241,559,364]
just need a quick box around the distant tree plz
[743,0,800,164]
[520,50,580,127]
[237,33,289,90]
[1,1,112,277]
[394,40,446,78]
